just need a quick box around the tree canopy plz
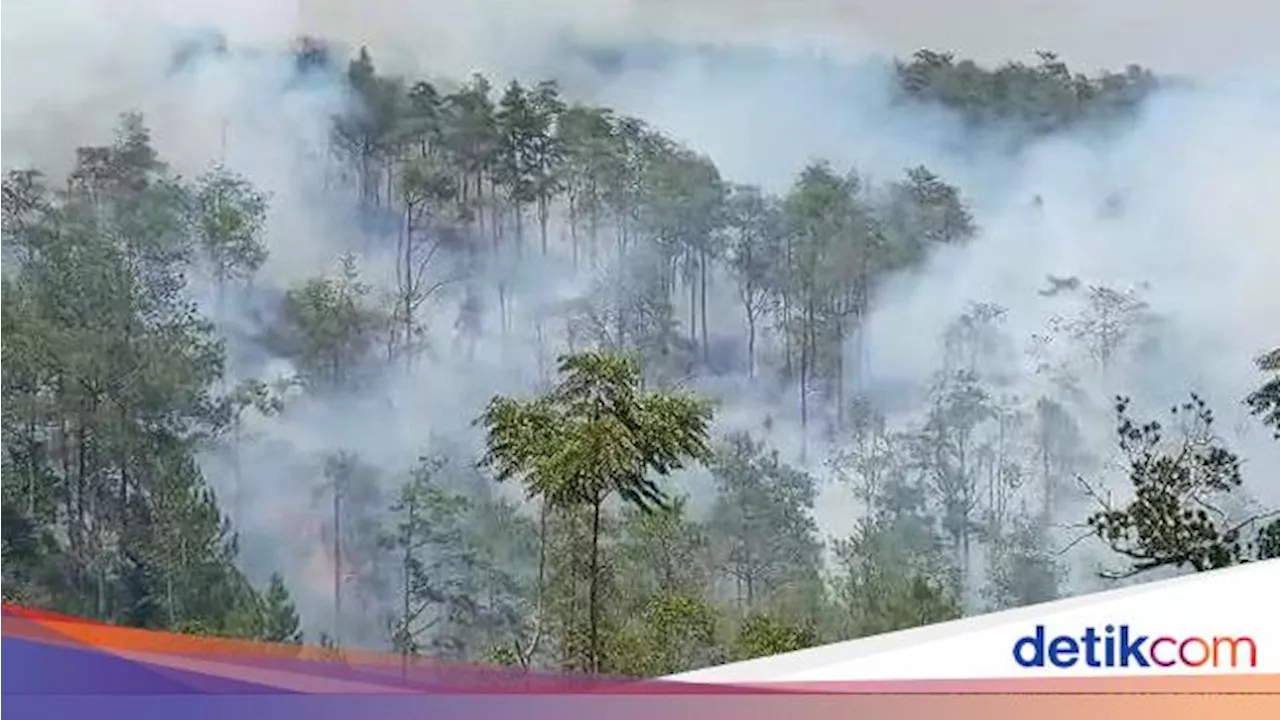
[3,38,1273,681]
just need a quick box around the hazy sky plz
[290,0,1280,78]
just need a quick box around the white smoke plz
[4,0,1278,639]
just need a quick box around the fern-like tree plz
[478,351,714,672]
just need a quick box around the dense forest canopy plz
[3,28,1278,678]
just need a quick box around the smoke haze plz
[4,0,1278,643]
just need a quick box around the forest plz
[2,36,1278,679]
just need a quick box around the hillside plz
[3,32,1278,676]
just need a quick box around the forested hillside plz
[3,35,1277,677]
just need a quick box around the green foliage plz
[708,433,825,621]
[981,517,1061,611]
[911,369,995,581]
[479,350,715,672]
[0,115,302,641]
[1085,396,1276,577]
[894,49,1159,136]
[723,184,783,374]
[382,457,533,662]
[191,164,268,288]
[731,614,818,661]
[485,644,521,666]
[1246,348,1280,438]
[0,505,62,607]
[259,573,304,643]
[480,351,714,510]
[275,255,391,389]
[7,42,1278,686]
[833,464,961,636]
[882,166,976,265]
[615,496,712,602]
[610,592,721,677]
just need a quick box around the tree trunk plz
[539,196,549,256]
[498,283,508,343]
[689,271,697,345]
[700,247,709,363]
[61,420,77,560]
[1041,418,1052,521]
[836,339,845,429]
[490,178,503,243]
[517,500,550,668]
[852,318,866,396]
[569,196,579,268]
[535,320,546,381]
[588,206,599,267]
[76,420,90,609]
[400,493,415,680]
[472,174,485,238]
[799,305,811,433]
[232,418,244,524]
[385,163,393,210]
[995,414,1007,523]
[24,419,37,517]
[783,235,794,377]
[515,203,525,257]
[588,495,602,674]
[402,207,415,360]
[333,484,343,645]
[166,569,176,628]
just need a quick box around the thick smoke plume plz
[5,0,1278,644]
